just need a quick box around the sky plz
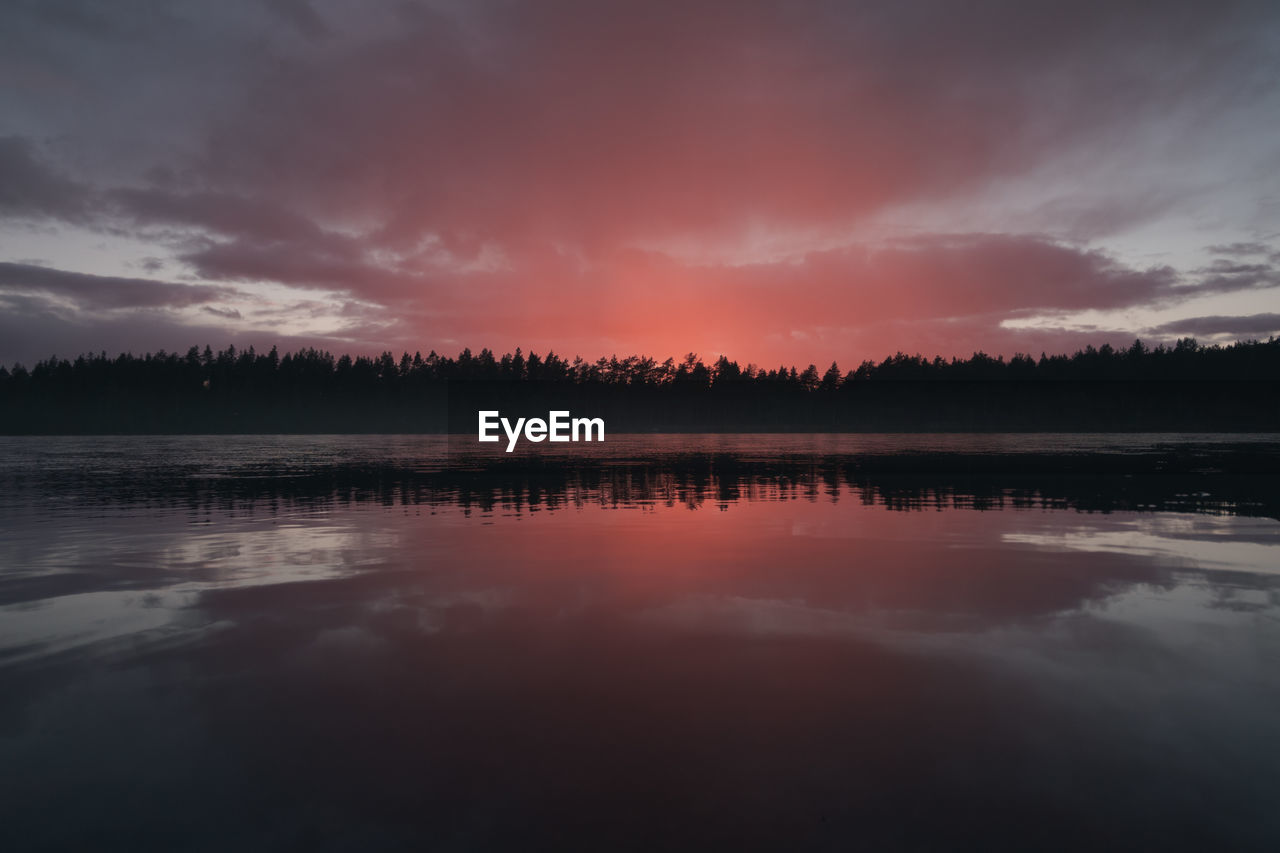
[1,0,1279,368]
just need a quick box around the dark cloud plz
[0,261,237,310]
[0,1,1277,364]
[1200,260,1272,275]
[106,187,345,248]
[1192,259,1280,293]
[1148,313,1280,339]
[177,238,419,297]
[200,305,242,320]
[263,0,330,40]
[188,0,1280,250]
[0,306,366,367]
[2,231,1250,368]
[343,234,1216,365]
[0,136,92,221]
[1207,242,1272,257]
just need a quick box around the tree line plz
[2,337,1277,433]
[4,336,1280,390]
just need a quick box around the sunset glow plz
[1,0,1278,365]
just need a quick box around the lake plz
[2,435,1279,851]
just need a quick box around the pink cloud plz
[1,1,1277,365]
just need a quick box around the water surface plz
[1,435,1278,851]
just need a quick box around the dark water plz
[1,435,1279,851]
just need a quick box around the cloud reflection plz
[2,436,1279,849]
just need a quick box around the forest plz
[2,337,1277,433]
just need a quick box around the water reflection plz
[3,433,1279,519]
[1,436,1278,850]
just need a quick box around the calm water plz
[2,435,1279,851]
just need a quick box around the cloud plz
[1207,242,1272,257]
[107,187,338,247]
[175,238,421,297]
[6,228,1259,367]
[0,261,237,310]
[0,1,1278,364]
[344,234,1230,364]
[1148,313,1280,339]
[263,0,330,40]
[0,136,92,221]
[0,305,361,367]
[184,0,1278,251]
[1192,259,1280,293]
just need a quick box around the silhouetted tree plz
[1,337,1277,433]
